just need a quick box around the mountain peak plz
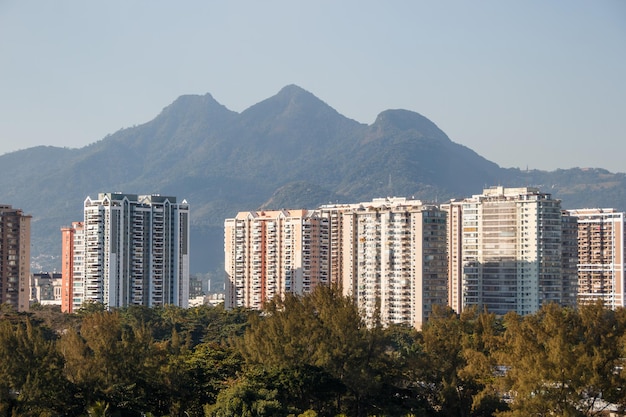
[241,85,343,126]
[274,84,318,101]
[372,109,449,141]
[159,93,230,117]
[151,92,237,132]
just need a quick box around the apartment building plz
[0,205,31,311]
[332,199,448,329]
[444,187,578,316]
[224,209,329,309]
[225,198,448,329]
[69,193,190,309]
[568,208,625,308]
[61,221,84,312]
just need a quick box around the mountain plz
[2,84,626,273]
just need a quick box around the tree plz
[157,342,242,417]
[59,310,160,416]
[237,286,405,417]
[0,318,77,416]
[419,305,507,417]
[498,302,626,416]
[203,376,283,417]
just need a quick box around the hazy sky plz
[1,1,625,172]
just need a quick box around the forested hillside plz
[1,288,625,417]
[1,85,625,273]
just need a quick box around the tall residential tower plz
[225,198,449,329]
[568,208,625,308]
[445,187,578,316]
[224,209,329,309]
[67,193,190,310]
[333,198,448,329]
[0,205,31,311]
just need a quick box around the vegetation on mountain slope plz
[1,85,624,272]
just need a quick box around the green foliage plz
[203,376,283,417]
[498,302,626,416]
[419,306,508,417]
[0,298,625,416]
[237,286,431,417]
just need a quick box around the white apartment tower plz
[445,187,578,316]
[225,199,448,328]
[224,209,329,309]
[332,198,448,329]
[568,208,625,308]
[81,193,190,309]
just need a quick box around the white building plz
[327,198,448,329]
[444,187,578,316]
[30,272,62,306]
[78,193,190,309]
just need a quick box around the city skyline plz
[1,1,625,172]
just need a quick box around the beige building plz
[444,187,578,316]
[568,208,625,308]
[327,198,447,329]
[0,205,31,311]
[224,209,329,309]
[225,198,448,329]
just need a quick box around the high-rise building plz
[61,222,84,312]
[71,193,190,309]
[568,208,625,308]
[224,209,329,309]
[225,198,449,329]
[442,201,464,313]
[445,187,578,316]
[0,205,31,311]
[332,198,448,329]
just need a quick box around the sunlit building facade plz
[225,198,448,329]
[61,222,84,312]
[224,209,329,309]
[568,208,625,308]
[332,199,448,329]
[79,193,190,309]
[446,187,578,315]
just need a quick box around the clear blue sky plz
[1,1,625,172]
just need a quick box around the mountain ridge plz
[1,85,625,273]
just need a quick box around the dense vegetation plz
[1,288,626,417]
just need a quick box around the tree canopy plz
[0,297,625,417]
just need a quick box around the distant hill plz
[2,84,625,273]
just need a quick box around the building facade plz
[224,209,329,309]
[445,187,578,316]
[70,193,190,310]
[333,199,448,329]
[61,222,84,312]
[0,205,31,311]
[568,208,625,308]
[225,198,448,329]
